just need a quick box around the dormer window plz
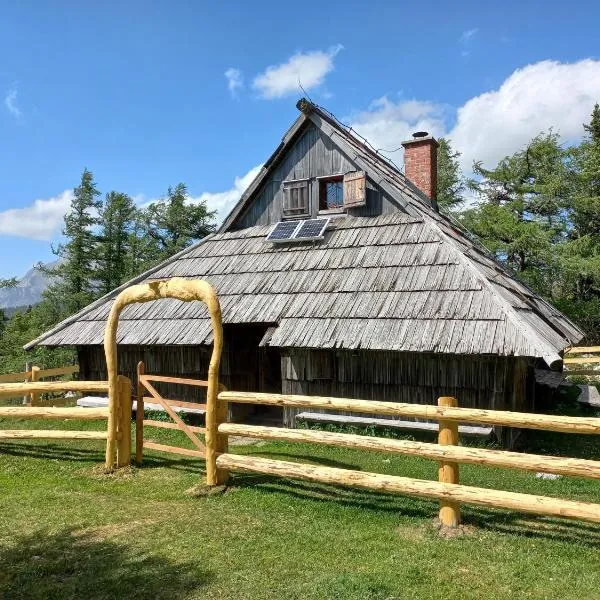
[282,179,310,219]
[319,176,344,211]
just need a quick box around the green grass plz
[1,413,600,599]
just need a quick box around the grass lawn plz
[1,409,600,599]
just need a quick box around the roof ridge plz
[23,232,218,350]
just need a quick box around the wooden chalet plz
[26,99,583,442]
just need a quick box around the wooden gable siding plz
[231,124,403,229]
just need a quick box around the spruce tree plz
[46,169,101,314]
[97,191,136,294]
[437,138,465,211]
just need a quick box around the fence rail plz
[218,391,600,434]
[564,347,600,377]
[211,390,600,527]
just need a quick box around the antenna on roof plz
[298,79,314,105]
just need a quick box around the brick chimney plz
[401,132,439,207]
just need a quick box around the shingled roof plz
[26,211,581,366]
[26,99,583,365]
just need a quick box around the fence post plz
[23,361,32,405]
[30,366,41,406]
[135,362,145,465]
[438,396,460,527]
[116,375,132,468]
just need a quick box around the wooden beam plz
[143,441,205,459]
[116,375,132,468]
[217,423,600,480]
[142,397,206,411]
[565,346,600,354]
[219,391,600,435]
[0,406,109,420]
[0,370,31,383]
[216,454,600,524]
[136,362,145,465]
[0,429,107,440]
[0,381,108,395]
[565,370,600,377]
[143,420,205,434]
[37,365,80,378]
[140,374,226,391]
[564,357,600,365]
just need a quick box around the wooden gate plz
[134,363,226,464]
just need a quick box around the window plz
[282,179,310,219]
[319,176,344,211]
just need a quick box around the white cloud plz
[253,44,343,99]
[4,87,22,119]
[0,191,73,241]
[225,68,244,97]
[189,164,263,223]
[450,59,600,171]
[349,96,447,157]
[350,59,600,174]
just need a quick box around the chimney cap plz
[401,133,439,148]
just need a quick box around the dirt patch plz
[89,464,136,480]
[185,483,228,497]
[432,518,478,539]
[395,523,427,541]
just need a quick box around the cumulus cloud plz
[350,59,600,173]
[349,97,447,157]
[4,87,22,118]
[225,68,244,97]
[0,191,73,241]
[450,59,600,170]
[253,44,343,99]
[189,164,263,223]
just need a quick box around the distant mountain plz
[0,261,58,310]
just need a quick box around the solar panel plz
[294,218,329,240]
[266,220,301,242]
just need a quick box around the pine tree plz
[46,169,101,314]
[97,191,136,294]
[437,138,465,211]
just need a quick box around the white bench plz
[295,412,493,438]
[77,396,206,416]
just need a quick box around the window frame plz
[282,178,311,220]
[317,174,346,214]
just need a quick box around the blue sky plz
[1,0,599,277]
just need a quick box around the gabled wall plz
[231,122,405,229]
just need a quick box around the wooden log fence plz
[210,390,600,527]
[564,346,600,377]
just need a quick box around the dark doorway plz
[223,324,282,425]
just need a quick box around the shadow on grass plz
[0,527,211,600]
[0,442,103,463]
[229,473,600,548]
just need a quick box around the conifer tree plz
[45,169,101,314]
[140,183,216,266]
[97,191,136,294]
[437,138,465,211]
